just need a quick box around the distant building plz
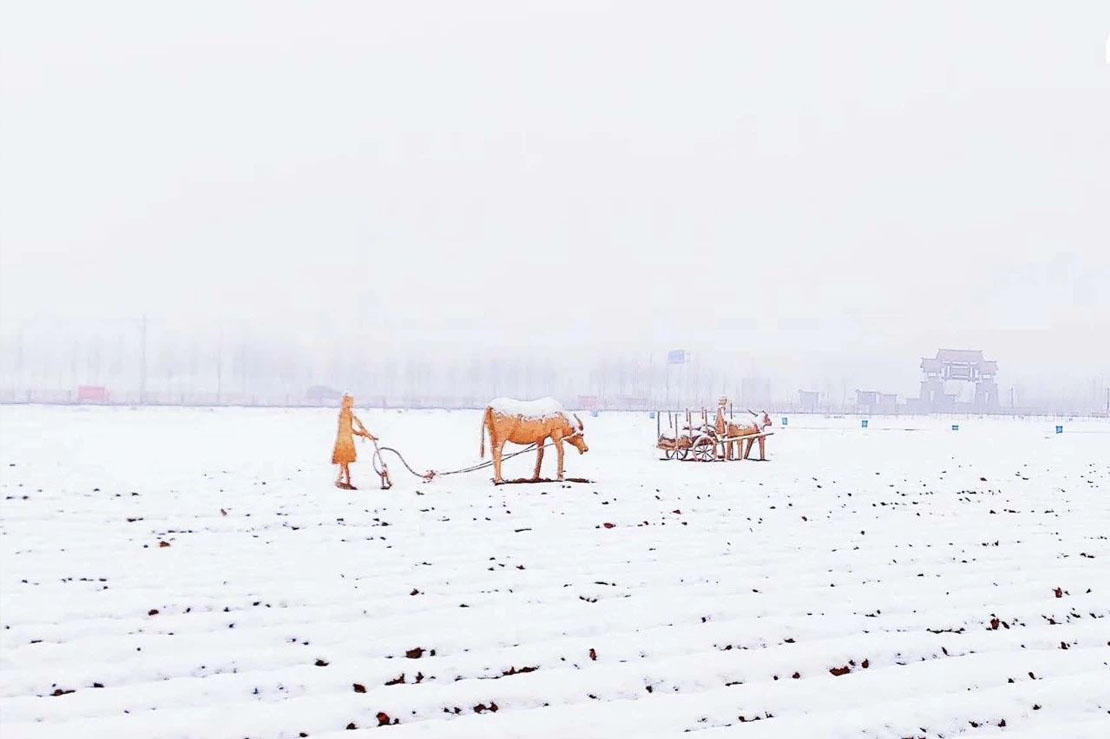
[798,390,820,412]
[77,385,109,403]
[612,396,649,411]
[917,349,999,412]
[856,390,879,408]
[856,390,898,413]
[306,385,343,403]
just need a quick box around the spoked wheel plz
[663,449,678,460]
[692,443,716,462]
[678,448,690,460]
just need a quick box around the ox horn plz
[574,413,583,429]
[747,408,758,416]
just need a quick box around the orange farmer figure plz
[333,394,376,489]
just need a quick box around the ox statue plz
[716,408,773,461]
[480,397,589,484]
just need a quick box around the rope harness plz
[368,432,583,485]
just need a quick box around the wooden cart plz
[657,425,720,461]
[656,408,773,462]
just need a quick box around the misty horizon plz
[2,2,1108,411]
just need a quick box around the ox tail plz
[480,407,490,458]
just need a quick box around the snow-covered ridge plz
[488,397,578,425]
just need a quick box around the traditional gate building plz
[917,349,999,412]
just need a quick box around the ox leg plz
[533,442,545,481]
[493,440,506,484]
[757,436,766,461]
[555,438,565,481]
[742,439,752,460]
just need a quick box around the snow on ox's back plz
[0,408,1108,738]
[489,396,575,423]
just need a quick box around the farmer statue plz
[332,394,377,489]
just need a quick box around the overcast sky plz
[1,1,1108,393]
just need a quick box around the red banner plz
[77,386,109,403]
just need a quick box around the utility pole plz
[216,328,223,405]
[138,314,147,405]
[14,327,22,396]
[664,359,671,409]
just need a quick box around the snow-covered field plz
[1,406,1107,738]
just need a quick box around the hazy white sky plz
[2,1,1108,391]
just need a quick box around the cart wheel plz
[693,444,715,462]
[663,449,677,460]
[678,449,690,460]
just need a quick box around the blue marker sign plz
[952,424,959,431]
[861,419,869,428]
[1056,425,1063,434]
[781,417,789,426]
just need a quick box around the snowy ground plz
[1,406,1107,738]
